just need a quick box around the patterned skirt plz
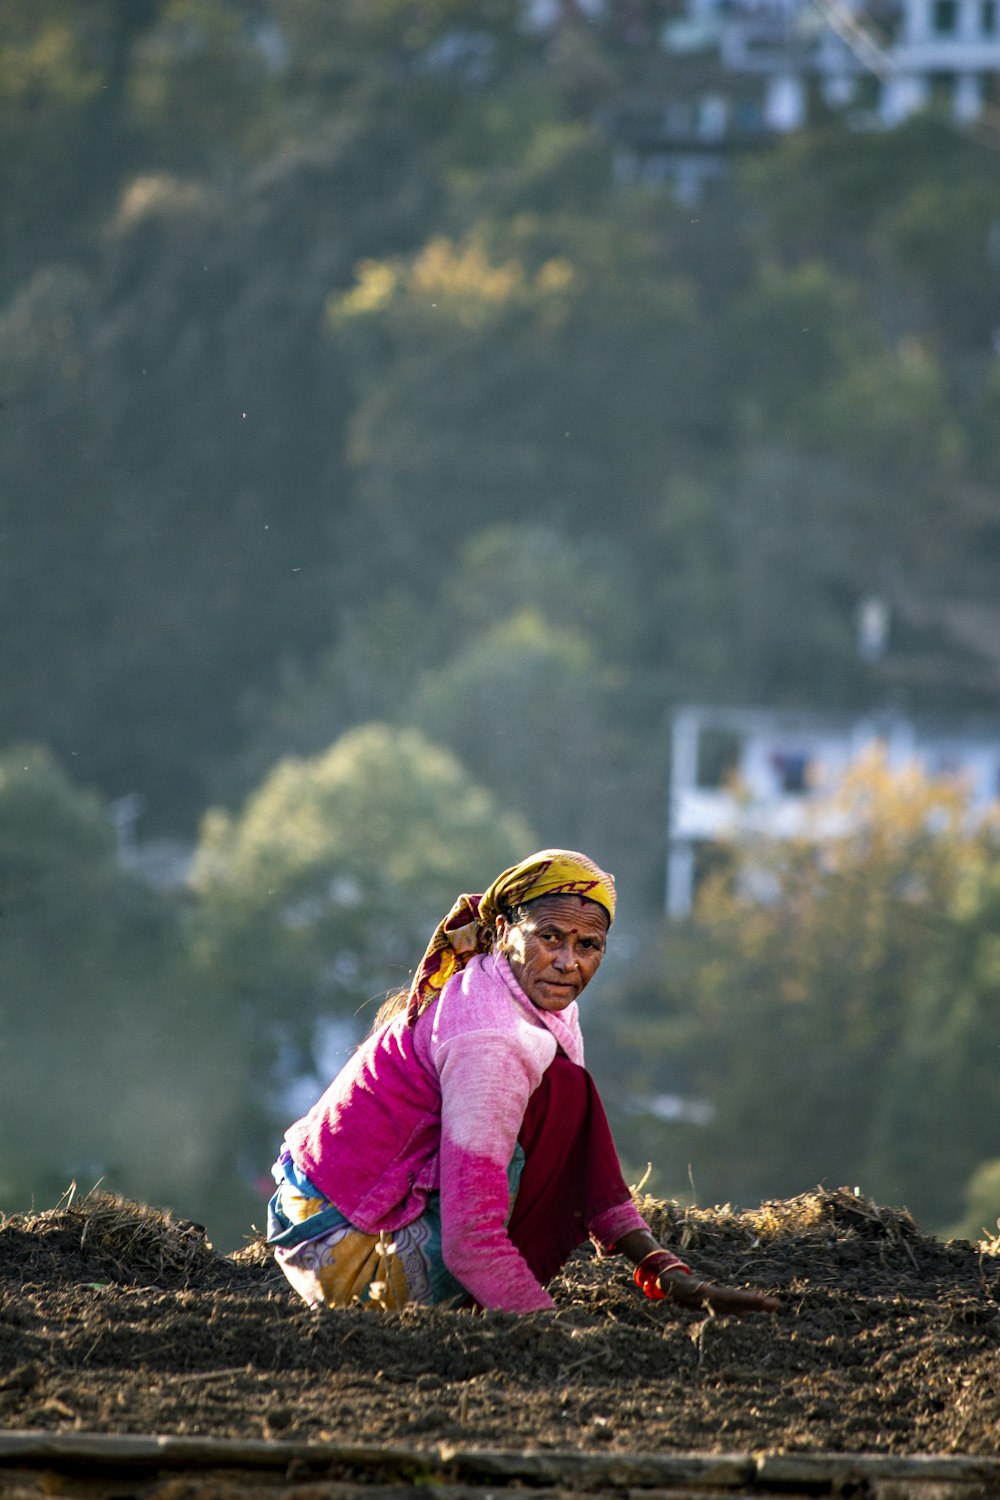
[266,1148,523,1312]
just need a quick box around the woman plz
[267,849,778,1317]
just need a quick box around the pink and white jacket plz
[284,951,647,1312]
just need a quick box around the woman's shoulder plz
[433,952,542,1043]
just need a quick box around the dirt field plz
[1,1188,999,1459]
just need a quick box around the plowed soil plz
[1,1189,999,1455]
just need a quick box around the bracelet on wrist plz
[633,1249,691,1301]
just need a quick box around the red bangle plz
[633,1249,691,1301]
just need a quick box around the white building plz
[879,0,1000,123]
[699,0,1000,128]
[601,0,1000,198]
[667,705,1000,917]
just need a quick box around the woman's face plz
[495,895,609,1012]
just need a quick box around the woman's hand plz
[656,1267,780,1316]
[622,1235,779,1317]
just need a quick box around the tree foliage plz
[190,723,533,1085]
[0,746,251,1239]
[4,3,1000,830]
[5,1,1000,1234]
[615,751,1000,1229]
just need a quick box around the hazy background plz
[3,0,1000,1251]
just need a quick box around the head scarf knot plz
[406,848,616,1022]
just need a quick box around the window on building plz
[983,0,997,32]
[696,728,742,789]
[769,748,812,795]
[929,68,956,106]
[933,0,957,31]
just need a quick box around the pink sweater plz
[284,951,647,1312]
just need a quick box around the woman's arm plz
[436,1033,555,1313]
[617,1227,780,1315]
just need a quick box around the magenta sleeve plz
[588,1199,651,1255]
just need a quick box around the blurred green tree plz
[220,523,661,903]
[0,746,253,1243]
[189,723,534,1152]
[946,1158,1000,1245]
[4,2,1000,1225]
[866,820,1000,1226]
[5,0,1000,849]
[723,259,868,439]
[881,179,1000,354]
[407,607,618,857]
[328,222,707,589]
[611,749,1000,1227]
[222,523,633,786]
[0,0,186,294]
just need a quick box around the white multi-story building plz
[673,0,1000,129]
[666,705,1000,917]
[879,0,1000,122]
[603,0,1000,192]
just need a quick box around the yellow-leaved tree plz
[615,746,1000,1231]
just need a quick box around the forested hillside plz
[3,1,1000,1248]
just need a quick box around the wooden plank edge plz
[0,1432,995,1490]
[757,1452,1000,1485]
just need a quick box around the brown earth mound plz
[1,1188,999,1455]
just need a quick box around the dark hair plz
[367,985,410,1035]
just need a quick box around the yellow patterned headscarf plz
[405,849,616,1022]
